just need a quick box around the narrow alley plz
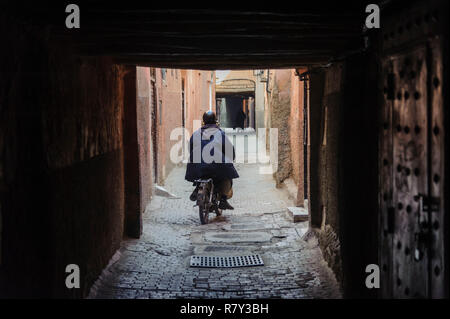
[89,136,341,299]
[1,2,449,301]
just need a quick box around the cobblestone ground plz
[89,146,342,299]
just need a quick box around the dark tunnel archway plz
[0,1,448,299]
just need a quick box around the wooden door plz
[379,38,445,299]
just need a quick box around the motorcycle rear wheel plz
[199,205,209,224]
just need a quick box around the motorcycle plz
[193,178,222,224]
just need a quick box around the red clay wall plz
[154,69,183,183]
[307,54,380,298]
[289,69,306,206]
[265,69,305,205]
[150,69,215,185]
[136,67,153,218]
[133,68,214,187]
[184,70,216,136]
[0,17,126,298]
[269,69,292,187]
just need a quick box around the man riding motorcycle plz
[185,111,238,210]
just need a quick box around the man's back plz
[186,111,237,210]
[185,123,238,182]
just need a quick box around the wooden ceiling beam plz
[2,4,369,67]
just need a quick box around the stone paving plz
[88,155,342,299]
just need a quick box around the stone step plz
[287,206,309,223]
[204,231,272,243]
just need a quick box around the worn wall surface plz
[269,70,292,187]
[307,71,325,230]
[152,69,215,184]
[308,54,379,298]
[122,66,154,238]
[266,69,304,204]
[315,63,344,286]
[255,75,266,131]
[0,16,126,298]
[123,68,141,238]
[289,69,306,206]
[153,69,182,184]
[136,68,154,215]
[264,71,273,151]
[184,70,216,136]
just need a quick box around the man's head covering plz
[202,110,217,125]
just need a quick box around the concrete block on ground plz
[287,206,309,223]
[283,178,298,202]
[154,185,179,198]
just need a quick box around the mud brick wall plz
[136,67,154,222]
[314,63,344,287]
[0,15,126,298]
[157,69,183,183]
[269,70,292,187]
[289,69,306,206]
[308,54,379,298]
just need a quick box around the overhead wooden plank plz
[2,3,367,67]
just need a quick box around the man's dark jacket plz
[185,124,239,182]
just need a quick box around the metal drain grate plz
[190,255,264,268]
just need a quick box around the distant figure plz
[237,109,246,131]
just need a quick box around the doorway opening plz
[216,71,256,131]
